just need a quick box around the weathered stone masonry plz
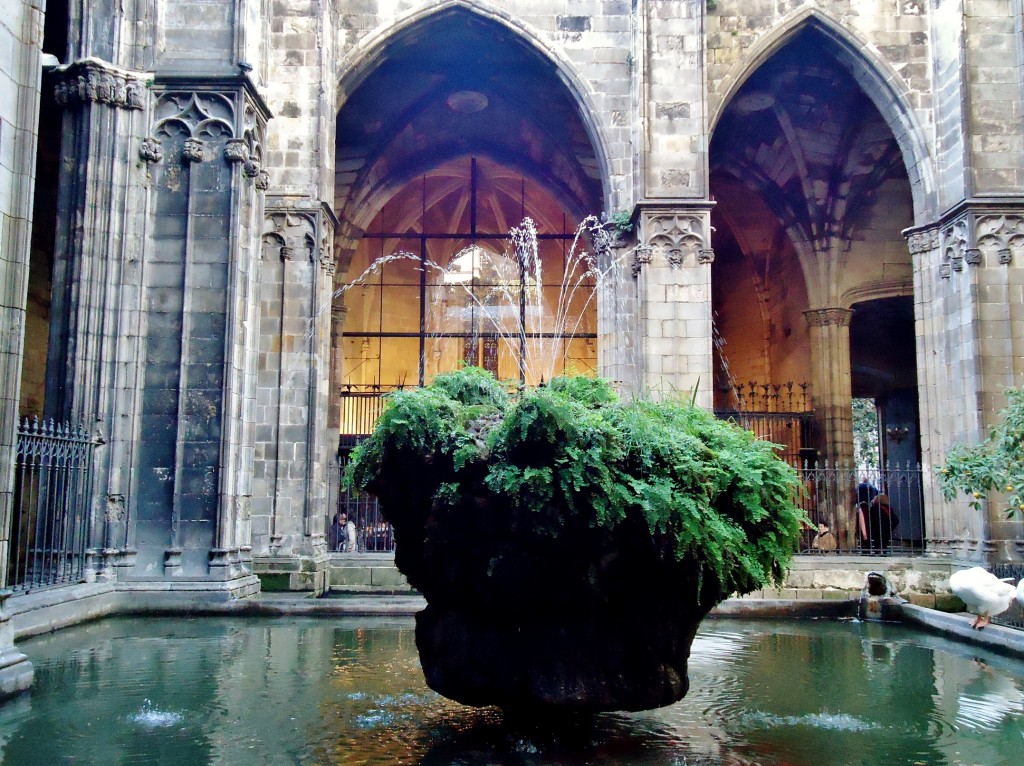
[0,2,1020,644]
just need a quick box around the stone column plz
[0,0,42,697]
[116,76,269,592]
[803,307,855,468]
[43,59,151,578]
[327,303,348,435]
[803,307,855,548]
[250,199,335,593]
[593,224,641,394]
[910,208,1024,562]
[635,206,715,408]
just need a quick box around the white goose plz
[948,567,1018,629]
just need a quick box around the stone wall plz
[3,0,1024,613]
[0,0,44,586]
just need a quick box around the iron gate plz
[9,418,97,591]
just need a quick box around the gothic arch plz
[710,7,936,223]
[334,1,613,214]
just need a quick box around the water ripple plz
[743,710,880,732]
[127,699,184,728]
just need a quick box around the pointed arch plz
[710,7,936,223]
[334,0,612,212]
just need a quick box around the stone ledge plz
[712,598,858,619]
[729,587,860,601]
[900,602,1024,659]
[7,577,260,639]
[116,576,260,595]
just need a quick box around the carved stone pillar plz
[44,59,151,575]
[0,12,36,586]
[634,205,715,408]
[249,198,336,593]
[592,224,641,392]
[803,307,855,547]
[0,2,42,695]
[909,206,1024,562]
[105,75,270,593]
[803,307,855,467]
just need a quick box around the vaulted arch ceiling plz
[335,10,603,232]
[710,28,909,262]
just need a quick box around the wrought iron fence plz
[714,410,815,466]
[339,384,401,449]
[9,418,97,591]
[795,462,925,556]
[334,451,926,559]
[335,383,924,558]
[334,450,395,553]
[990,563,1024,630]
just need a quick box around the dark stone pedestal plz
[416,601,707,713]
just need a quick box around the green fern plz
[347,368,807,600]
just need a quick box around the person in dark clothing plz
[857,479,879,507]
[330,511,357,552]
[864,493,899,552]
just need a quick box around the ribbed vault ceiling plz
[335,10,603,232]
[710,28,909,258]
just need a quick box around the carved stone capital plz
[803,307,853,329]
[105,494,126,522]
[942,217,969,274]
[255,170,270,191]
[906,229,938,255]
[698,247,715,264]
[182,138,206,163]
[224,138,249,163]
[138,137,163,164]
[642,213,708,267]
[264,203,337,268]
[975,213,1024,266]
[53,59,149,110]
[631,245,654,277]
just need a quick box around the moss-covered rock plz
[347,368,805,712]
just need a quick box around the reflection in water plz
[0,616,1022,765]
[955,659,1024,732]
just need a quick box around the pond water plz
[0,615,1022,765]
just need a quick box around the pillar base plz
[0,646,33,700]
[0,590,33,699]
[252,553,328,594]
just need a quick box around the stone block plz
[370,566,410,589]
[820,589,855,601]
[331,566,372,587]
[934,593,965,612]
[905,592,937,608]
[258,573,291,592]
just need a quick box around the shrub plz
[347,368,805,601]
[938,387,1024,517]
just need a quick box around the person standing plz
[330,510,357,552]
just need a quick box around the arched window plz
[341,157,597,410]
